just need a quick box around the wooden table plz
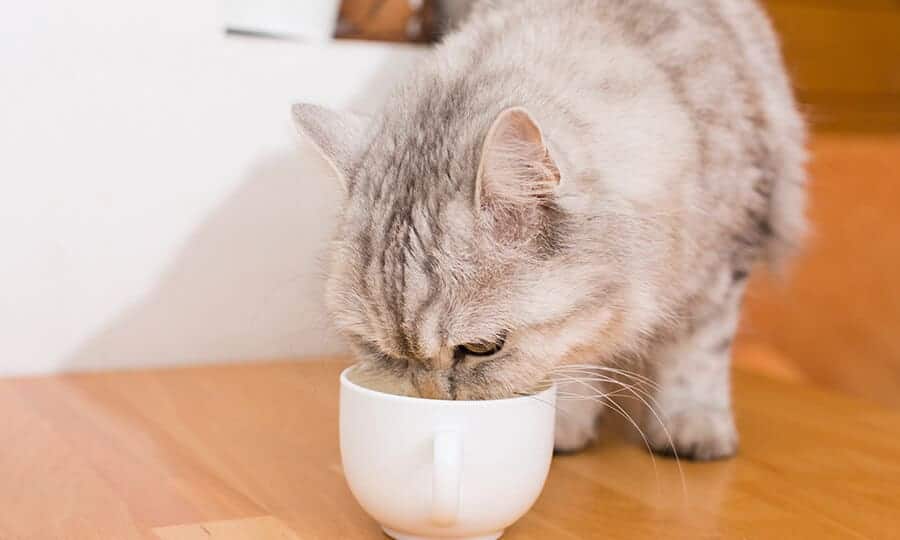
[1,359,898,539]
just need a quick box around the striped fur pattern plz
[293,0,806,459]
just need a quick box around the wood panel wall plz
[764,0,900,131]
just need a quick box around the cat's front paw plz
[645,408,738,461]
[554,421,594,454]
[553,400,600,454]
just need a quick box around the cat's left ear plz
[475,107,561,209]
[292,103,371,192]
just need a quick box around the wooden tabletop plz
[1,359,898,540]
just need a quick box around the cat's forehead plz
[365,120,477,178]
[355,77,491,182]
[343,134,481,239]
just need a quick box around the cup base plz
[382,526,504,540]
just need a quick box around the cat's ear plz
[475,107,561,209]
[292,103,371,192]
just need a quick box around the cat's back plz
[455,0,796,122]
[446,0,803,158]
[442,0,806,269]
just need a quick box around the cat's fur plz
[293,0,806,460]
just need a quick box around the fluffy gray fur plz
[293,0,806,460]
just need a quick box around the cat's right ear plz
[475,107,561,210]
[292,103,371,192]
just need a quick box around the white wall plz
[0,0,425,375]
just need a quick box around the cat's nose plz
[412,370,452,399]
[433,347,455,370]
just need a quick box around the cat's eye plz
[456,333,507,357]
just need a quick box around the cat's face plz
[294,103,622,399]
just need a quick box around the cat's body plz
[294,0,806,460]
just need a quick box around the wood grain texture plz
[2,359,899,539]
[154,517,301,540]
[738,134,900,408]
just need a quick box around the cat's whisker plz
[554,370,659,391]
[513,391,623,423]
[552,376,661,488]
[551,373,661,398]
[551,371,645,391]
[551,374,654,402]
[551,375,646,399]
[551,371,669,427]
[514,392,568,416]
[555,387,640,402]
[551,364,660,390]
[551,373,687,497]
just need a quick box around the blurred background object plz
[336,0,440,42]
[220,0,442,42]
[222,0,342,41]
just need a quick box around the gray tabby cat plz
[293,0,806,460]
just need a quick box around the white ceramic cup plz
[339,366,557,540]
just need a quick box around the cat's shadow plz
[63,44,423,372]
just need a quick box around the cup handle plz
[431,431,462,526]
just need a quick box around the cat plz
[292,0,806,460]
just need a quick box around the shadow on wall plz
[65,149,343,371]
[63,52,416,372]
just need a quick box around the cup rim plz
[340,364,556,405]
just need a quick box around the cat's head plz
[293,100,639,399]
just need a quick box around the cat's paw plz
[554,423,594,454]
[553,405,599,454]
[645,408,738,461]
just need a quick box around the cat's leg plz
[553,376,608,453]
[645,270,748,461]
